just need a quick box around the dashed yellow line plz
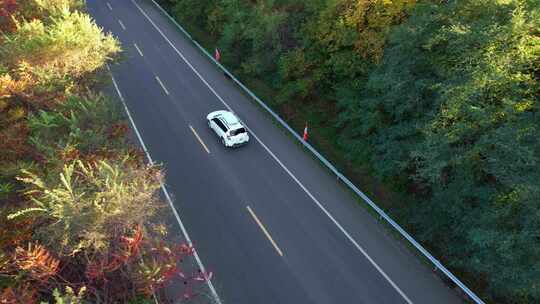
[118,19,126,30]
[155,76,169,95]
[189,126,210,154]
[247,206,284,257]
[134,43,144,57]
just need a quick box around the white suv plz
[207,110,249,147]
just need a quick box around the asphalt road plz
[87,1,464,303]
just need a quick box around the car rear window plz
[230,128,246,136]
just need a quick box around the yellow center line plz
[189,126,210,154]
[246,206,284,257]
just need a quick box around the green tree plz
[10,160,162,256]
[339,1,540,301]
[162,0,540,301]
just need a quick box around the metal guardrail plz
[146,1,486,303]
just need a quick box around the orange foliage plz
[0,65,66,110]
[0,284,38,304]
[85,225,143,281]
[134,241,200,297]
[59,146,80,163]
[0,243,57,304]
[0,216,34,250]
[0,0,18,33]
[108,122,129,140]
[0,122,31,162]
[14,243,60,283]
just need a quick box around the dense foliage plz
[163,0,539,302]
[1,1,211,302]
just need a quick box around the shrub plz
[11,160,162,256]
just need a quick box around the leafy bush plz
[1,1,206,303]
[27,94,128,163]
[0,8,120,100]
[11,160,162,256]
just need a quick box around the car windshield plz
[230,128,246,136]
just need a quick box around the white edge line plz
[108,65,223,304]
[252,131,414,304]
[136,1,488,304]
[106,2,112,10]
[154,75,169,95]
[130,2,414,303]
[246,206,284,257]
[134,43,144,57]
[108,65,153,164]
[148,2,486,304]
[189,125,210,154]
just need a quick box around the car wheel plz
[221,137,226,147]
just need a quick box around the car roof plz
[220,111,240,125]
[216,111,242,130]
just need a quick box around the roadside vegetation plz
[160,0,540,302]
[1,1,210,303]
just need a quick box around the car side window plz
[212,118,228,133]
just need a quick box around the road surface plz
[87,1,464,303]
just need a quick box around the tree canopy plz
[164,0,540,302]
